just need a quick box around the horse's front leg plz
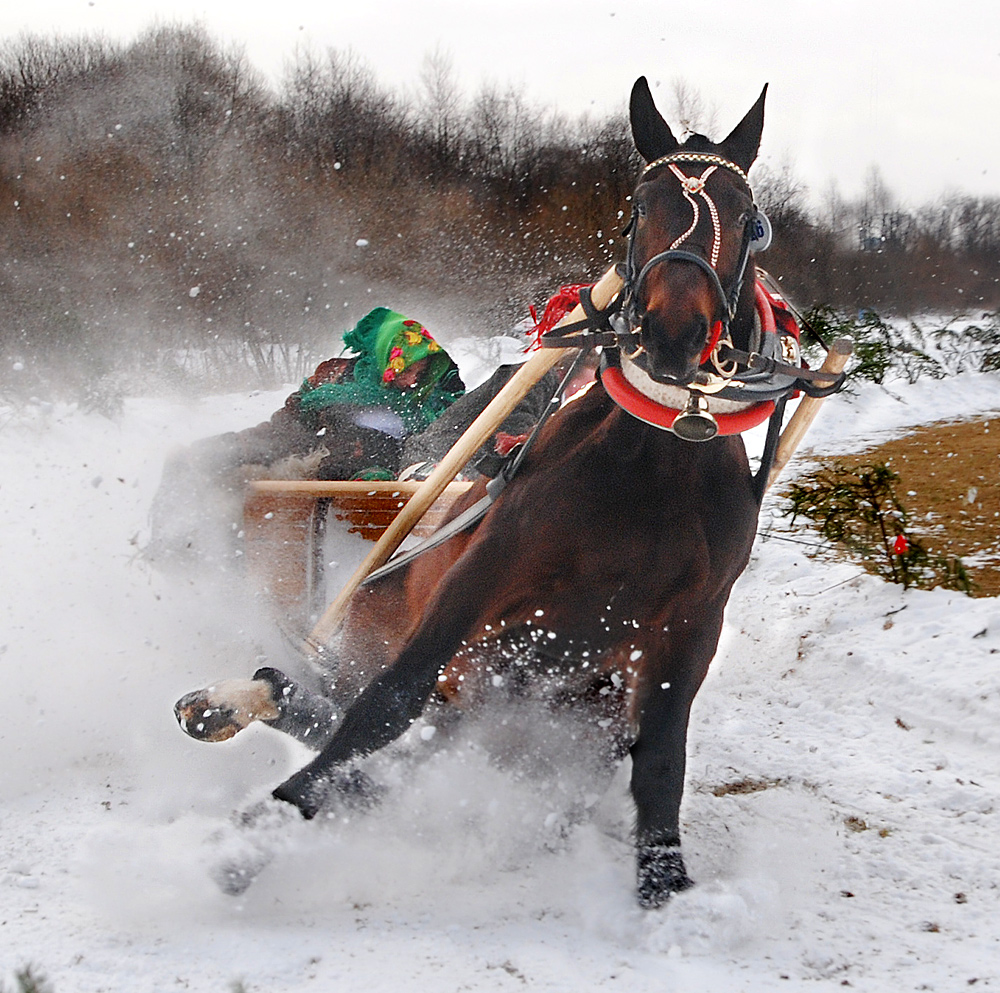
[272,538,506,818]
[630,616,723,908]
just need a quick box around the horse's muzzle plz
[637,310,712,386]
[630,335,703,387]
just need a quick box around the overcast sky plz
[2,0,998,206]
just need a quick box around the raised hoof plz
[636,844,694,909]
[175,692,244,742]
[174,679,279,743]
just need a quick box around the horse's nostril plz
[639,311,712,381]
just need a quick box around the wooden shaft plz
[765,337,853,492]
[306,265,625,649]
[247,479,472,498]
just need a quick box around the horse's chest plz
[533,482,752,618]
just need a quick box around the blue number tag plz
[748,209,772,253]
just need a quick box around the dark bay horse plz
[178,77,777,908]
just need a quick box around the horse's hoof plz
[208,798,298,895]
[174,679,280,742]
[175,691,244,742]
[636,844,694,909]
[272,766,325,818]
[272,767,385,819]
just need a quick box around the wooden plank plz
[247,480,473,498]
[244,480,475,619]
[246,479,473,542]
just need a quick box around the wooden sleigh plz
[243,478,474,622]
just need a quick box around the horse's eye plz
[634,202,647,219]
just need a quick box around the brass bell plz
[671,393,718,442]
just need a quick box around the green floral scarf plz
[297,308,464,434]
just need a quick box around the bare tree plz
[466,81,544,202]
[669,78,719,138]
[817,180,854,250]
[416,47,465,175]
[281,46,405,178]
[858,165,913,251]
[751,156,809,230]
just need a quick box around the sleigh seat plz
[243,479,473,622]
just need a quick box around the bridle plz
[536,150,768,366]
[534,149,841,442]
[617,151,759,377]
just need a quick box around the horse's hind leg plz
[174,667,339,749]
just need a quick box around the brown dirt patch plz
[709,777,783,797]
[823,416,1000,597]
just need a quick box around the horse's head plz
[623,78,767,385]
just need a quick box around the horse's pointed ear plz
[630,76,678,163]
[718,84,768,173]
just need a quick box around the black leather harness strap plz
[536,278,846,401]
[536,284,624,350]
[752,394,789,504]
[717,343,847,397]
[360,347,591,586]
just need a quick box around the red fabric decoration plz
[893,534,909,555]
[755,282,802,343]
[700,320,724,365]
[494,431,530,456]
[754,280,802,399]
[526,283,592,350]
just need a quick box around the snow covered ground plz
[1,342,998,992]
